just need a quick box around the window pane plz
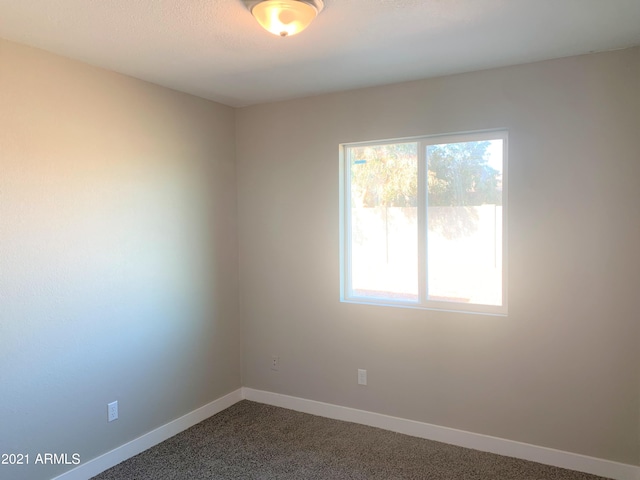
[426,140,503,306]
[349,143,418,301]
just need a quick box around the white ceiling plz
[1,0,639,107]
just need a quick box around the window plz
[340,130,507,315]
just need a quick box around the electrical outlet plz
[358,369,367,386]
[271,356,279,371]
[108,401,118,422]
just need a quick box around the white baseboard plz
[52,388,243,480]
[242,387,640,480]
[51,386,639,480]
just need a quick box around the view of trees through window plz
[346,134,505,311]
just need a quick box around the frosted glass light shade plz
[251,0,318,37]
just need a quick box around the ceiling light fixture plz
[249,0,324,37]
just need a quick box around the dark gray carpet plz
[91,400,608,480]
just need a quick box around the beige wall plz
[236,48,640,465]
[0,39,241,480]
[1,36,639,478]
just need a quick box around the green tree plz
[350,142,417,208]
[350,140,500,208]
[427,141,501,207]
[350,140,501,239]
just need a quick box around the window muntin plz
[341,131,507,315]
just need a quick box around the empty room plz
[1,1,639,479]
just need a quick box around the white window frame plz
[339,130,508,316]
